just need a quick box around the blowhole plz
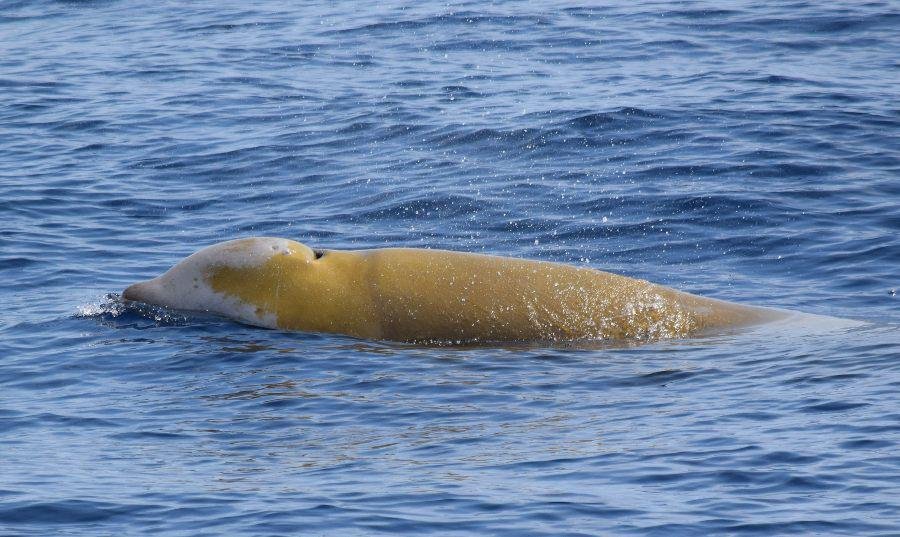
[313,249,325,260]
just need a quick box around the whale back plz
[125,239,782,343]
[362,248,777,342]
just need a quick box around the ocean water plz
[1,0,899,534]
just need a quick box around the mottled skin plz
[123,237,783,343]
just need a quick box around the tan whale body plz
[122,237,785,343]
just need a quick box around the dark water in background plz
[1,0,899,534]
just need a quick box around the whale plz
[122,237,787,343]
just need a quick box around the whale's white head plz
[123,237,318,328]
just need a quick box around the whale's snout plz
[123,280,155,303]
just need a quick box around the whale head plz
[123,237,320,328]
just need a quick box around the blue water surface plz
[1,0,899,534]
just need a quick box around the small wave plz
[76,293,127,318]
[328,12,548,36]
[77,293,192,326]
[0,499,155,524]
[565,107,664,129]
